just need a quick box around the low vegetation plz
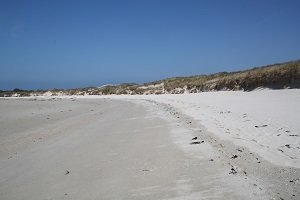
[1,60,299,97]
[160,60,300,92]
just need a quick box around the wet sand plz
[0,97,298,199]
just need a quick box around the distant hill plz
[1,60,300,97]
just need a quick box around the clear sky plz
[1,0,300,90]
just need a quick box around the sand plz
[0,91,299,199]
[105,89,300,168]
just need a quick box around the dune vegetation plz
[1,60,299,97]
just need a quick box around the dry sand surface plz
[0,93,299,199]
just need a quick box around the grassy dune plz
[153,60,300,92]
[1,60,299,96]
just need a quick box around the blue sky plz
[1,0,300,90]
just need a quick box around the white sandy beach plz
[0,89,299,199]
[121,89,300,168]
